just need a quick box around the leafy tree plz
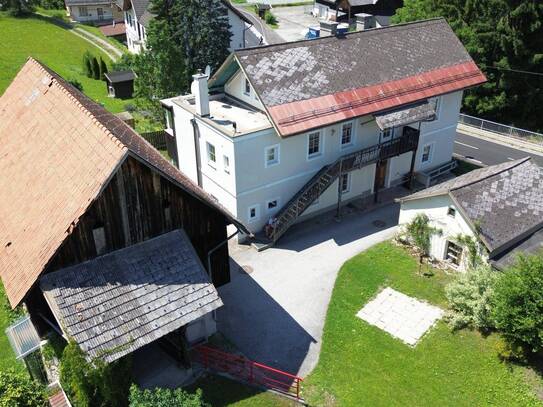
[99,57,108,81]
[129,385,209,407]
[491,254,543,354]
[1,0,35,16]
[445,265,497,330]
[83,52,93,78]
[38,0,64,9]
[91,57,100,80]
[133,0,233,118]
[393,0,543,132]
[0,370,46,407]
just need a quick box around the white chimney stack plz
[191,71,210,117]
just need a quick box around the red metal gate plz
[193,345,303,400]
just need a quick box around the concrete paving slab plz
[356,287,443,346]
[218,203,400,377]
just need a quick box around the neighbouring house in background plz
[116,0,259,54]
[313,0,403,27]
[98,20,127,43]
[65,0,123,23]
[0,58,248,377]
[105,70,135,98]
[160,18,486,244]
[397,157,543,271]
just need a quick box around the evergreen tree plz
[99,57,108,81]
[83,52,93,78]
[91,57,100,80]
[394,0,543,132]
[133,0,232,118]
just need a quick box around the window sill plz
[307,153,323,161]
[265,161,279,168]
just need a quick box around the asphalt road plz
[454,132,543,167]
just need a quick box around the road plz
[454,132,543,166]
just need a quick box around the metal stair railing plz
[269,128,419,243]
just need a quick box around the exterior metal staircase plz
[265,127,420,244]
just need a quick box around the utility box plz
[319,20,338,37]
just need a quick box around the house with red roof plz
[160,18,486,244]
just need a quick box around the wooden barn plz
[105,70,135,99]
[0,58,248,367]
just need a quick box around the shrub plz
[68,79,83,92]
[492,254,543,353]
[91,57,100,80]
[111,53,136,72]
[0,370,46,407]
[129,385,209,407]
[60,340,132,407]
[39,0,64,9]
[99,57,108,81]
[404,213,441,262]
[494,337,527,363]
[445,266,497,330]
[264,11,278,26]
[83,52,93,78]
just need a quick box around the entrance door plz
[374,160,387,190]
[97,7,104,20]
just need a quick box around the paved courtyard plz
[357,287,444,346]
[218,203,400,377]
[272,5,318,42]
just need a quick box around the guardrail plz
[193,345,303,401]
[458,114,543,145]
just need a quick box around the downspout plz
[190,118,203,187]
[207,229,240,284]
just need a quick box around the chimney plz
[191,71,210,117]
[319,20,338,37]
[355,13,375,31]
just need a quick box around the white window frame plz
[223,155,230,174]
[307,131,323,160]
[265,144,280,168]
[206,142,216,168]
[79,6,89,16]
[248,204,260,222]
[340,121,354,148]
[379,127,394,142]
[243,78,251,96]
[164,108,173,131]
[340,172,351,194]
[420,142,434,165]
[266,198,280,213]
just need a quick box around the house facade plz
[398,158,543,271]
[161,19,486,242]
[0,59,247,365]
[65,0,123,23]
[117,0,257,54]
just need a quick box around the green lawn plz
[0,285,25,373]
[0,12,131,113]
[303,242,542,406]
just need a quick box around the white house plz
[116,0,259,54]
[398,158,543,271]
[65,0,123,23]
[161,18,487,243]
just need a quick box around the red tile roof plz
[269,61,486,136]
[98,22,126,37]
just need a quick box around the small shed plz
[105,70,135,99]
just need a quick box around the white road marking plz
[507,157,515,160]
[454,141,479,150]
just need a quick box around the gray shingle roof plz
[235,18,474,107]
[401,158,543,254]
[130,0,150,20]
[40,230,223,363]
[491,229,543,271]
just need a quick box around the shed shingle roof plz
[400,158,543,255]
[40,230,222,362]
[0,58,247,308]
[227,18,486,136]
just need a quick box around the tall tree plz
[1,0,35,16]
[394,0,543,132]
[133,0,232,118]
